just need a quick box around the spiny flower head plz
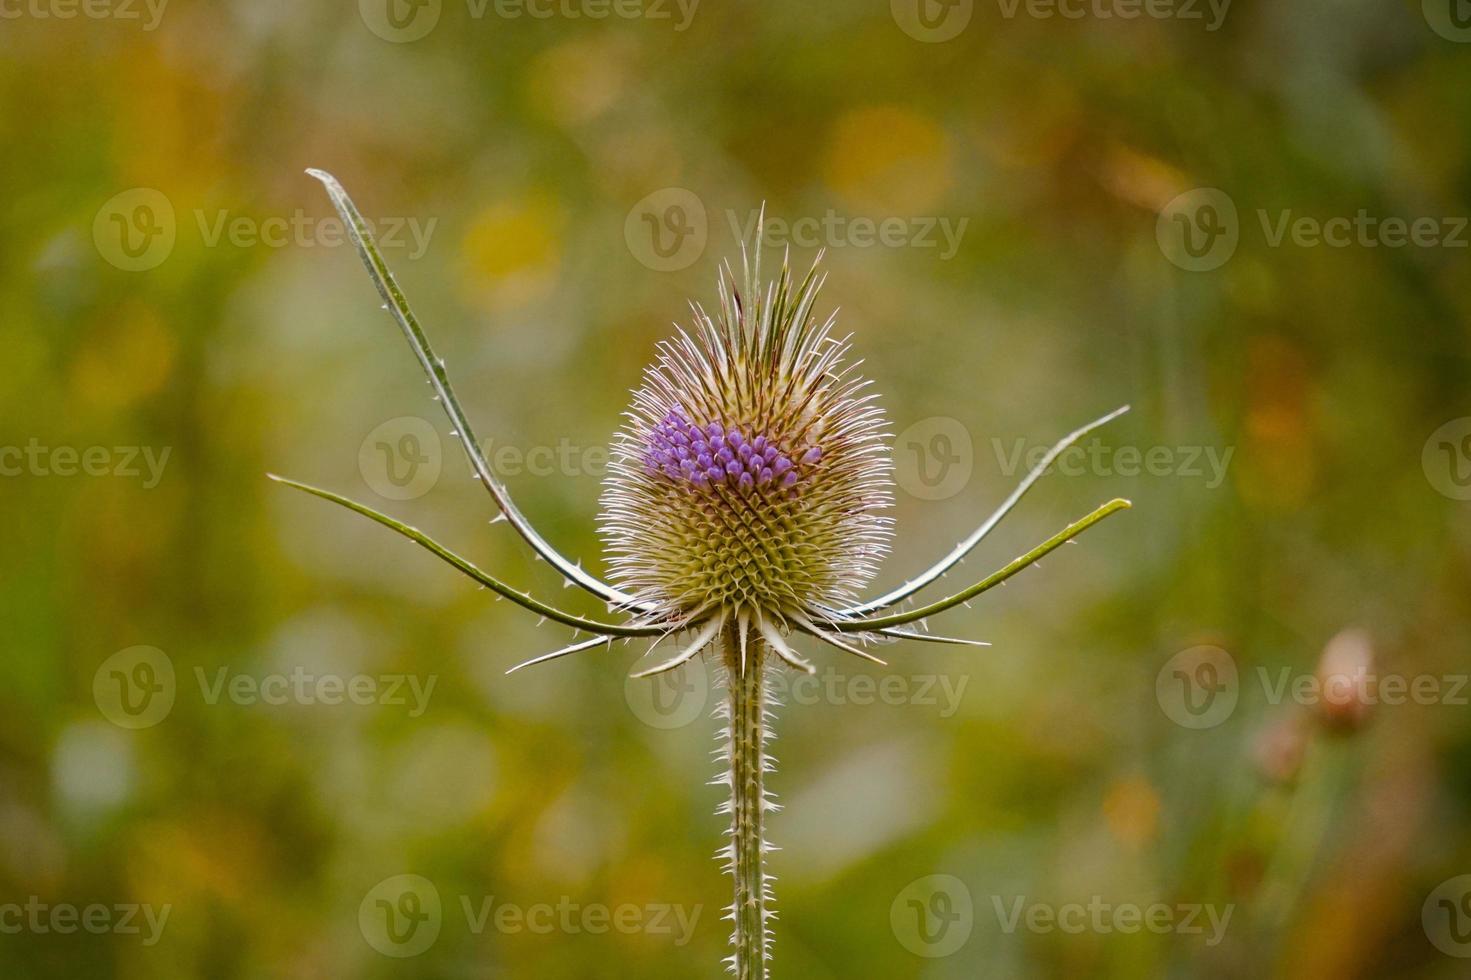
[599,248,894,626]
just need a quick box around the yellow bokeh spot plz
[458,196,565,311]
[69,301,176,413]
[824,106,951,214]
[1103,773,1161,848]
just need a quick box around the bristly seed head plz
[599,245,894,625]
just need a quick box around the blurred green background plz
[3,0,1471,976]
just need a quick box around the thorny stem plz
[720,625,773,978]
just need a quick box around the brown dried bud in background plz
[1314,628,1375,734]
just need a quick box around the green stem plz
[723,625,770,979]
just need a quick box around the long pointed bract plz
[307,169,645,612]
[269,474,665,637]
[834,498,1132,631]
[845,406,1129,615]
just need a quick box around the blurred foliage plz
[2,1,1470,977]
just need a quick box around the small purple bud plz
[738,444,754,462]
[781,470,799,487]
[717,448,735,466]
[773,456,792,475]
[738,471,754,491]
[692,439,708,455]
[675,445,690,459]
[728,430,744,448]
[801,446,822,464]
[696,453,713,469]
[691,471,709,488]
[706,422,723,439]
[708,466,726,484]
[762,446,778,463]
[680,458,696,473]
[758,467,773,485]
[752,435,767,452]
[663,463,681,479]
[726,459,742,478]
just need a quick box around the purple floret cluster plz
[644,409,820,492]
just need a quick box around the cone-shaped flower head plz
[599,249,893,626]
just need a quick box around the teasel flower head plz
[599,248,893,635]
[285,172,1134,980]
